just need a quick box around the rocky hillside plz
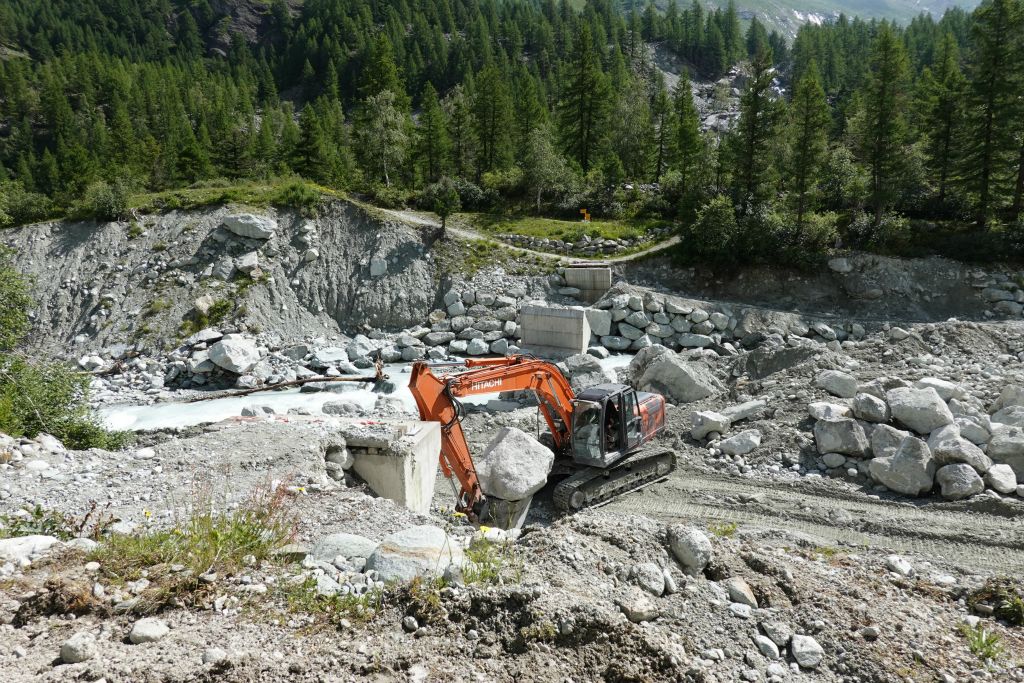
[2,199,443,357]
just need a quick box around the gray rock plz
[936,463,984,500]
[369,257,387,277]
[725,577,757,608]
[760,621,792,647]
[691,411,731,440]
[129,617,170,644]
[667,525,712,575]
[618,322,645,340]
[871,424,912,459]
[956,416,991,445]
[808,402,853,421]
[423,331,456,346]
[868,437,936,496]
[985,464,1017,494]
[560,354,615,393]
[631,562,666,596]
[822,453,846,468]
[222,213,276,239]
[601,336,632,351]
[365,526,463,582]
[466,338,489,356]
[208,335,261,374]
[619,589,659,623]
[0,535,60,564]
[311,532,377,562]
[585,309,613,337]
[753,634,780,660]
[885,555,914,577]
[987,427,1024,479]
[853,393,890,423]
[475,427,554,500]
[202,647,229,665]
[719,430,761,456]
[677,333,714,348]
[60,631,96,664]
[235,251,259,273]
[814,370,858,398]
[638,356,724,404]
[931,437,992,473]
[991,405,1024,428]
[813,419,869,456]
[626,345,672,383]
[790,634,824,669]
[721,399,767,423]
[915,378,964,402]
[886,387,954,435]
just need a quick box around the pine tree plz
[472,64,514,175]
[558,24,610,172]
[443,85,477,179]
[417,82,450,183]
[731,47,783,214]
[704,22,727,79]
[787,61,830,229]
[361,34,407,108]
[916,31,965,205]
[671,78,702,198]
[651,74,672,182]
[960,0,1024,227]
[721,0,743,64]
[856,23,910,224]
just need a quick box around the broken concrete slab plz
[341,419,441,515]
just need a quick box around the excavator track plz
[553,447,677,511]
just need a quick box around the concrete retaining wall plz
[519,304,591,355]
[346,420,440,515]
[564,267,612,303]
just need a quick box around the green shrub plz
[273,180,322,216]
[685,195,740,264]
[80,179,131,221]
[959,623,1003,661]
[0,355,128,450]
[0,505,78,540]
[0,181,54,228]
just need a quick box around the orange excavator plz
[408,355,675,519]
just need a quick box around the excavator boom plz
[408,356,577,516]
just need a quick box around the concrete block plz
[563,267,613,303]
[519,304,591,355]
[344,420,440,515]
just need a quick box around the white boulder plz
[667,525,712,576]
[638,355,724,404]
[208,335,261,374]
[936,463,984,500]
[222,213,276,239]
[984,464,1017,494]
[886,387,954,435]
[868,437,936,496]
[365,525,463,582]
[475,427,554,501]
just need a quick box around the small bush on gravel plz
[959,623,1003,661]
[0,505,77,540]
[91,483,297,610]
[969,579,1024,627]
[462,536,521,585]
[279,576,382,628]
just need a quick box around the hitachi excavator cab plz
[570,384,664,468]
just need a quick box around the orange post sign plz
[580,208,590,222]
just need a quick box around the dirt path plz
[382,208,682,264]
[600,464,1024,575]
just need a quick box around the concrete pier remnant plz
[563,266,612,303]
[519,304,591,356]
[340,419,441,515]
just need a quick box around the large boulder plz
[691,411,731,440]
[222,213,276,239]
[885,387,954,435]
[560,354,615,393]
[813,419,869,457]
[475,427,554,501]
[667,525,712,576]
[638,355,724,404]
[985,464,1018,494]
[719,429,761,456]
[931,437,992,474]
[853,393,890,423]
[208,335,261,374]
[585,309,613,337]
[935,463,984,500]
[365,525,463,582]
[986,427,1024,479]
[870,424,911,459]
[868,437,936,496]
[310,532,378,562]
[814,370,858,398]
[0,535,60,563]
[627,345,672,383]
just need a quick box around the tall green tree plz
[355,90,409,187]
[730,47,783,214]
[855,23,910,224]
[787,62,830,229]
[523,125,570,213]
[472,64,514,175]
[651,74,672,182]
[960,0,1023,226]
[671,79,702,199]
[416,82,450,183]
[443,85,477,179]
[916,31,965,205]
[558,25,609,172]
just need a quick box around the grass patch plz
[959,623,1004,661]
[180,297,233,337]
[462,536,522,585]
[470,213,669,243]
[130,178,338,216]
[89,482,296,612]
[145,298,170,317]
[278,575,382,629]
[0,503,116,541]
[709,521,738,538]
[969,579,1024,626]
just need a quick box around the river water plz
[100,355,634,431]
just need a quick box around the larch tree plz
[558,24,609,172]
[787,61,830,230]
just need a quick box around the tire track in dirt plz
[600,467,1024,574]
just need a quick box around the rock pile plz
[807,371,1022,499]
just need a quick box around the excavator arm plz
[408,355,577,517]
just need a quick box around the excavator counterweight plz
[408,355,675,519]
